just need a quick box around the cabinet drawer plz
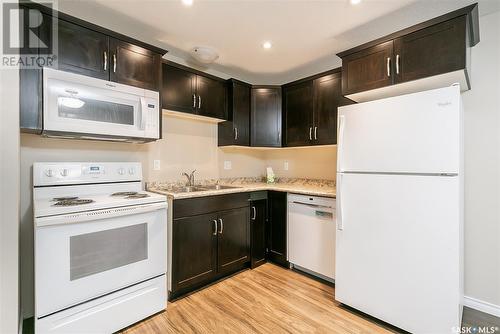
[173,193,250,219]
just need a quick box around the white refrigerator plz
[335,85,463,334]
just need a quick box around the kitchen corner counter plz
[147,178,336,200]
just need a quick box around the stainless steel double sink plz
[170,184,241,193]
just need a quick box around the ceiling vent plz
[190,46,219,64]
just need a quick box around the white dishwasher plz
[288,194,336,281]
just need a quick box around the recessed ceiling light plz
[262,41,272,49]
[350,0,361,5]
[182,0,193,6]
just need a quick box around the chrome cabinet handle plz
[193,94,196,108]
[386,57,391,77]
[113,54,117,73]
[396,54,400,74]
[103,51,107,71]
[198,95,202,109]
[251,206,256,220]
[234,127,238,140]
[218,218,223,234]
[309,127,312,140]
[314,126,318,140]
[212,219,217,236]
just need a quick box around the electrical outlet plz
[224,161,232,170]
[153,160,161,171]
[284,161,289,171]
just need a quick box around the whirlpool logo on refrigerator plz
[437,101,453,107]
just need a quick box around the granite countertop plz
[147,177,336,200]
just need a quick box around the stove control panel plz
[33,162,143,186]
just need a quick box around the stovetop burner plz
[126,193,150,199]
[53,199,95,206]
[52,196,79,202]
[111,192,138,197]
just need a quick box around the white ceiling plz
[57,0,500,84]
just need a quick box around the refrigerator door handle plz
[338,115,346,173]
[337,173,343,231]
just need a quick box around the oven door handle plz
[35,201,167,227]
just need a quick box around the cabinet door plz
[162,64,196,114]
[394,16,467,84]
[283,81,313,147]
[109,38,161,91]
[172,213,218,293]
[196,75,227,120]
[251,87,282,147]
[217,207,250,274]
[267,191,288,267]
[58,19,109,80]
[341,40,394,95]
[218,80,251,146]
[313,72,343,145]
[250,199,267,269]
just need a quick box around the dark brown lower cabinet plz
[171,212,218,293]
[217,208,250,274]
[250,199,267,269]
[171,194,250,299]
[267,191,288,267]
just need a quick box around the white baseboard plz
[463,296,500,318]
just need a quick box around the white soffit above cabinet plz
[56,0,500,84]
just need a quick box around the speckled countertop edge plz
[147,177,336,200]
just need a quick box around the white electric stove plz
[33,162,167,334]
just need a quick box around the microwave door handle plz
[140,97,147,130]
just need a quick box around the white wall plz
[0,52,20,334]
[462,10,500,309]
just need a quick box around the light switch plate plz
[224,161,232,170]
[284,161,289,171]
[153,160,161,171]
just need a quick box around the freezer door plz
[337,85,461,174]
[335,173,462,333]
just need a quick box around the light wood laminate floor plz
[120,263,399,334]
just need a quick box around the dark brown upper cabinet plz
[162,64,196,114]
[56,19,162,91]
[341,41,394,96]
[57,19,109,80]
[283,69,351,147]
[338,4,479,102]
[218,79,251,146]
[196,75,227,120]
[109,39,161,91]
[251,86,282,147]
[162,62,227,121]
[282,81,313,147]
[393,15,467,85]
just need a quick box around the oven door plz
[35,203,167,318]
[43,67,159,140]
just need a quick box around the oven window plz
[58,97,135,125]
[70,224,148,281]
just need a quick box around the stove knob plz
[128,167,135,175]
[60,169,69,177]
[45,169,54,177]
[118,168,125,175]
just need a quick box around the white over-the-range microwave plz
[42,67,160,142]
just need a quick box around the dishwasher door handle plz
[291,201,332,210]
